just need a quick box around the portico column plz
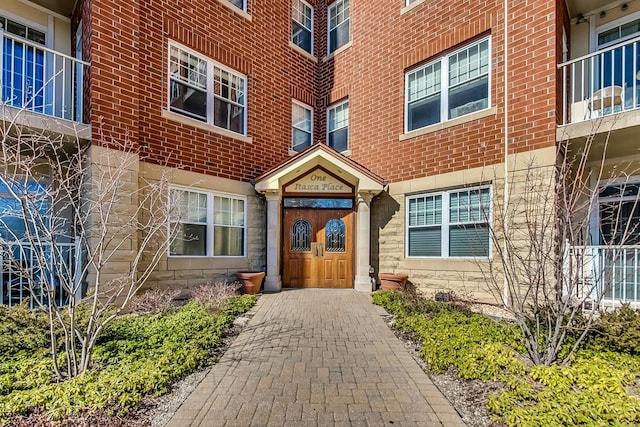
[264,191,282,292]
[354,192,373,292]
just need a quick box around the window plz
[327,100,348,152]
[226,0,247,12]
[169,43,247,135]
[406,186,491,258]
[594,13,640,110]
[598,182,640,245]
[292,0,313,54]
[328,0,350,54]
[0,180,49,242]
[170,189,246,257]
[292,101,312,152]
[1,15,47,114]
[405,37,490,132]
[406,0,419,5]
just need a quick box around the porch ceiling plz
[28,0,76,18]
[567,0,627,17]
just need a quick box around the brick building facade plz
[2,0,640,307]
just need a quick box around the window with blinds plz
[406,186,491,258]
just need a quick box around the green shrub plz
[489,352,640,426]
[0,303,50,358]
[0,295,256,420]
[374,290,640,427]
[586,305,640,356]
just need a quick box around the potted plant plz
[235,271,265,295]
[378,272,409,291]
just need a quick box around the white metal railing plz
[0,30,89,124]
[558,35,640,125]
[1,242,79,308]
[566,245,640,304]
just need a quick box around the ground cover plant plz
[0,293,256,423]
[372,290,640,426]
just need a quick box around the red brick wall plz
[89,0,140,146]
[85,0,317,181]
[317,0,558,183]
[82,0,558,184]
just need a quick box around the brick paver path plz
[166,289,465,426]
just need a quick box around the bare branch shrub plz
[0,107,179,379]
[191,279,242,313]
[479,123,640,366]
[128,288,180,314]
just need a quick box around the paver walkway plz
[166,289,465,426]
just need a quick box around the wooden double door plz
[283,208,353,288]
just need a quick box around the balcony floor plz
[1,105,91,141]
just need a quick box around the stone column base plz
[354,275,373,292]
[264,275,282,292]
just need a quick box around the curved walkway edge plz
[166,289,465,426]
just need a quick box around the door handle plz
[312,243,324,258]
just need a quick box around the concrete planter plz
[379,272,409,291]
[235,271,265,295]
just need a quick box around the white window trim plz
[327,0,350,55]
[594,10,640,51]
[0,9,51,48]
[169,186,248,258]
[404,36,492,134]
[326,99,349,151]
[167,41,248,137]
[591,177,640,244]
[292,100,313,151]
[292,0,314,56]
[216,0,252,20]
[400,0,425,15]
[405,184,492,259]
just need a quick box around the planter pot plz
[379,272,409,291]
[235,271,265,295]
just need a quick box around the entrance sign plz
[284,170,351,194]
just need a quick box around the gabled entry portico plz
[254,145,385,292]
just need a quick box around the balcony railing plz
[566,245,640,306]
[1,30,89,124]
[1,242,80,308]
[558,35,640,125]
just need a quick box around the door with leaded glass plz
[283,207,353,288]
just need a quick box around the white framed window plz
[292,0,313,54]
[168,42,247,135]
[327,100,348,152]
[405,37,490,132]
[597,181,640,246]
[227,0,247,12]
[170,188,246,257]
[406,185,491,258]
[328,0,350,54]
[596,11,640,50]
[292,101,313,152]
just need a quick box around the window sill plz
[400,0,425,15]
[340,149,352,156]
[322,41,352,62]
[216,0,252,21]
[399,106,497,141]
[162,109,253,143]
[288,41,318,63]
[168,255,247,259]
